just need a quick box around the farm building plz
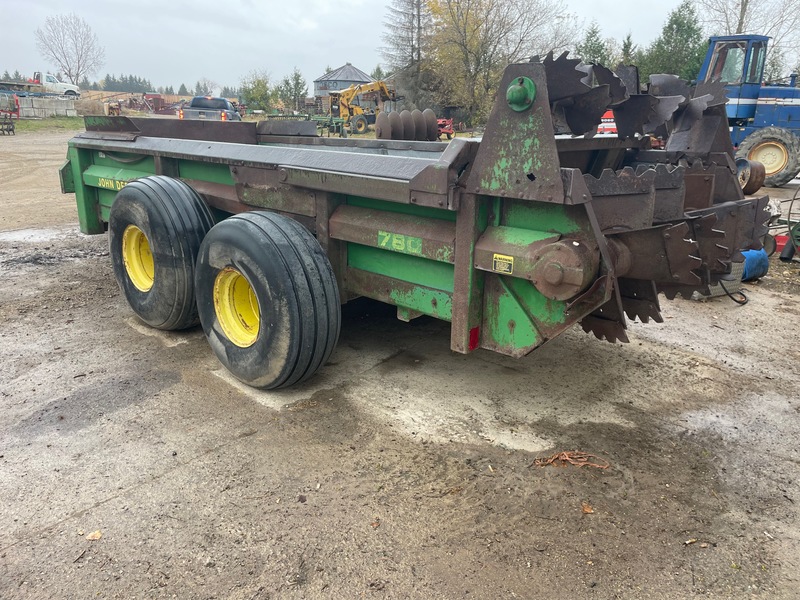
[313,63,372,98]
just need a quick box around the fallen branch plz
[530,450,610,469]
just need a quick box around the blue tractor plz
[699,34,800,186]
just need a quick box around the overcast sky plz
[3,0,684,91]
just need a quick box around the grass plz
[12,116,85,133]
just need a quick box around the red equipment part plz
[437,117,455,140]
[597,110,617,135]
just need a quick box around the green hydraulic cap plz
[506,77,536,112]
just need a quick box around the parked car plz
[179,96,241,121]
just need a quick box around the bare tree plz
[381,0,436,108]
[35,13,104,85]
[430,0,573,122]
[194,78,219,96]
[693,0,800,64]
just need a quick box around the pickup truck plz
[0,71,80,96]
[179,96,241,121]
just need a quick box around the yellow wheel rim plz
[122,225,155,292]
[750,141,789,176]
[214,267,260,348]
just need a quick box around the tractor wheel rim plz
[122,225,155,292]
[750,141,789,175]
[214,267,260,348]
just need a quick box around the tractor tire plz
[195,212,340,389]
[109,176,215,330]
[736,127,800,187]
[352,115,369,135]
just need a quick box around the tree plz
[276,67,308,112]
[693,0,800,77]
[764,46,786,82]
[240,70,273,111]
[637,0,707,80]
[178,83,189,96]
[194,78,217,96]
[35,13,104,85]
[371,65,386,80]
[621,33,637,65]
[428,0,573,122]
[381,0,436,108]
[576,21,614,65]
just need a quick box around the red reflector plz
[468,327,480,351]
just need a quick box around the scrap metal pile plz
[517,52,770,342]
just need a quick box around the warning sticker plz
[492,253,514,275]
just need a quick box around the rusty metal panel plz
[256,120,317,136]
[231,165,316,217]
[119,116,259,144]
[450,194,488,354]
[329,205,455,263]
[639,164,686,223]
[346,268,453,321]
[683,163,715,211]
[466,62,565,203]
[584,168,656,232]
[473,226,559,277]
[284,169,409,203]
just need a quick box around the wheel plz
[400,110,415,140]
[388,111,403,140]
[736,157,766,195]
[64,90,78,97]
[195,212,340,389]
[109,176,215,330]
[446,132,453,140]
[411,109,426,141]
[351,115,369,134]
[736,127,800,187]
[422,108,438,141]
[762,233,777,257]
[375,111,391,139]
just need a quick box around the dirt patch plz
[0,130,798,599]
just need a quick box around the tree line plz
[382,0,800,123]
[27,2,800,121]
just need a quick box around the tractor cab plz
[698,35,769,122]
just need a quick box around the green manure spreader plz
[60,54,770,389]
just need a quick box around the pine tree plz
[638,0,707,81]
[576,22,612,65]
[621,34,636,65]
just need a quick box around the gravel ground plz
[0,130,799,599]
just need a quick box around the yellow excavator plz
[329,81,395,134]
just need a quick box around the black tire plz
[64,90,78,97]
[195,212,340,389]
[352,115,369,134]
[109,176,215,330]
[736,127,800,187]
